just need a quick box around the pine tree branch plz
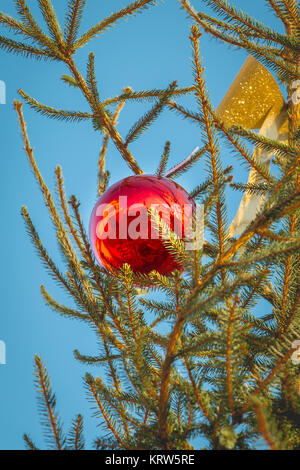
[280,0,300,28]
[69,199,124,324]
[181,340,213,424]
[266,0,288,25]
[102,86,194,106]
[0,10,38,38]
[229,125,298,160]
[181,0,300,80]
[211,110,274,184]
[74,350,122,365]
[190,26,226,263]
[37,0,63,46]
[253,401,278,450]
[15,102,98,315]
[158,313,185,449]
[103,86,194,106]
[226,298,238,417]
[242,346,297,412]
[187,184,300,310]
[86,52,100,103]
[55,165,87,259]
[18,89,92,122]
[125,82,177,146]
[21,207,77,299]
[230,182,270,195]
[34,355,65,450]
[64,0,87,50]
[14,0,63,55]
[68,198,136,354]
[67,415,85,450]
[0,34,57,60]
[156,141,171,176]
[41,285,89,322]
[23,434,39,450]
[279,217,296,330]
[74,0,158,49]
[222,239,300,268]
[283,288,300,332]
[199,0,299,50]
[85,375,129,449]
[168,100,203,125]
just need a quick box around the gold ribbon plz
[216,56,288,238]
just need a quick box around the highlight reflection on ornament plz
[89,174,196,275]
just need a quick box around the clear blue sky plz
[0,0,282,450]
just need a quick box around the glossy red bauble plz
[89,174,195,275]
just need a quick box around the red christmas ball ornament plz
[89,174,195,275]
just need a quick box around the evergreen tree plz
[1,0,300,450]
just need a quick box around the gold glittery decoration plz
[216,56,289,238]
[216,56,286,130]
